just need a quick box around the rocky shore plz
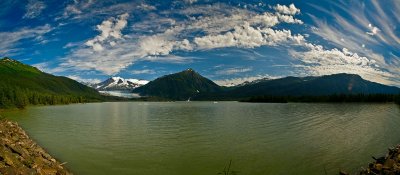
[341,145,400,175]
[0,119,71,175]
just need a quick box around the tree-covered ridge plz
[0,57,102,108]
[227,73,400,98]
[134,68,400,101]
[133,68,222,100]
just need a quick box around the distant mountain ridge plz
[133,68,222,100]
[133,69,400,100]
[227,73,400,98]
[92,77,149,91]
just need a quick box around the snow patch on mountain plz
[93,77,149,91]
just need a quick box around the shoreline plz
[0,119,71,175]
[341,145,400,174]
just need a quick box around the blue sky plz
[1,0,399,86]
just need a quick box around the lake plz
[2,102,400,175]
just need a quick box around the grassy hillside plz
[0,57,103,108]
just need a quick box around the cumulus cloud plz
[85,13,129,52]
[274,4,300,15]
[194,22,305,49]
[23,0,46,19]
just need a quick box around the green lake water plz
[2,102,400,175]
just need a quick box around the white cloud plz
[23,0,46,19]
[85,13,129,52]
[274,4,300,15]
[137,3,156,11]
[60,3,306,75]
[67,75,101,84]
[290,43,398,85]
[307,0,400,85]
[32,62,66,74]
[184,0,197,4]
[366,23,380,36]
[216,67,253,75]
[194,22,305,49]
[131,69,156,75]
[214,74,279,87]
[0,24,52,56]
[59,0,142,23]
[62,0,95,18]
[276,14,303,24]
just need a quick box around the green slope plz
[133,69,222,100]
[0,57,102,108]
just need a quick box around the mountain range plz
[1,57,398,106]
[91,77,149,91]
[134,69,400,101]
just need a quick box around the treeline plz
[0,86,99,109]
[241,94,400,103]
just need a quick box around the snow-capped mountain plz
[92,77,149,91]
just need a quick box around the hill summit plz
[133,69,222,100]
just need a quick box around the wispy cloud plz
[0,25,52,56]
[58,0,146,22]
[306,0,400,85]
[131,69,156,75]
[32,62,66,74]
[60,3,305,75]
[66,75,101,84]
[23,0,46,19]
[216,67,253,75]
[214,74,280,87]
[46,1,399,86]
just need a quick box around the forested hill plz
[133,69,222,100]
[0,57,102,108]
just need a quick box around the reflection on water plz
[99,90,141,98]
[3,102,400,175]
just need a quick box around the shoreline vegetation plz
[0,119,71,175]
[1,93,399,110]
